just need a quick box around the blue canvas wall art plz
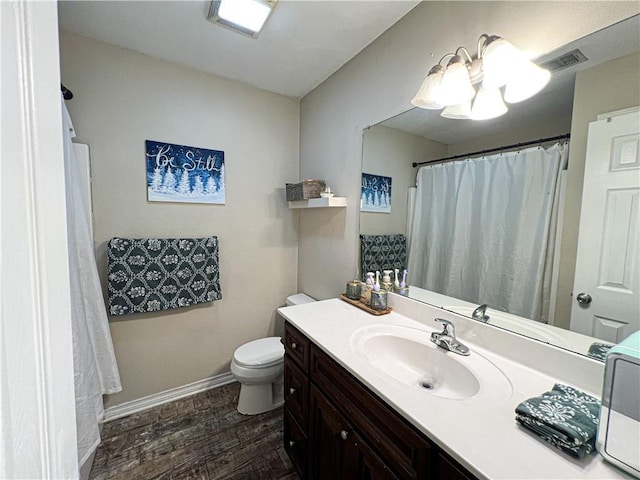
[361,173,392,213]
[146,140,225,204]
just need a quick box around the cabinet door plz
[284,408,308,478]
[345,431,401,480]
[311,345,431,479]
[284,355,309,427]
[309,385,352,480]
[436,452,474,480]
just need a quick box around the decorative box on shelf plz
[285,180,326,201]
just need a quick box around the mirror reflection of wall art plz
[146,140,225,204]
[361,173,392,213]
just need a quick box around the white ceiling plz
[57,0,420,99]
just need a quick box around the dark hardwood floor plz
[89,383,299,480]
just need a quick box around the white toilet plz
[230,293,315,415]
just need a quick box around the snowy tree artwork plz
[361,173,392,213]
[146,140,225,204]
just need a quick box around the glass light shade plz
[437,61,476,107]
[504,61,551,103]
[482,38,522,88]
[440,101,472,119]
[470,87,508,120]
[411,70,444,109]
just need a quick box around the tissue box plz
[597,331,640,477]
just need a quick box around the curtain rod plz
[412,133,571,168]
[61,84,73,100]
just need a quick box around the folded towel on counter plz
[515,383,600,458]
[107,236,221,316]
[587,342,613,362]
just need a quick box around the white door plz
[570,109,640,342]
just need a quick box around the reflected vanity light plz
[411,34,550,120]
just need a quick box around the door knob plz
[340,430,349,440]
[291,342,297,350]
[289,387,296,395]
[576,292,592,305]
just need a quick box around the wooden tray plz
[339,294,392,316]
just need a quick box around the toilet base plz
[236,382,284,415]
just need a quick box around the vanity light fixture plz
[208,0,278,38]
[411,35,550,120]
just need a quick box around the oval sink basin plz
[350,324,512,402]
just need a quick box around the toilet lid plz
[233,337,284,368]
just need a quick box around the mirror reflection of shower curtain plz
[62,99,122,466]
[407,143,569,322]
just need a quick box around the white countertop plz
[278,298,630,480]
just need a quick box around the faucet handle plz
[434,318,455,336]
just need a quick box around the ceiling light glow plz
[208,0,277,38]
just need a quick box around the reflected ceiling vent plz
[541,49,589,72]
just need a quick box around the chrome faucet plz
[472,304,490,323]
[430,318,470,356]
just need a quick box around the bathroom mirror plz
[360,16,640,359]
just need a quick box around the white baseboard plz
[103,372,236,423]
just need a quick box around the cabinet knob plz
[340,430,349,440]
[289,387,296,395]
[291,342,297,350]
[289,440,295,447]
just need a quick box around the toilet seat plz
[233,337,284,368]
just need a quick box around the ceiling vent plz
[541,49,589,72]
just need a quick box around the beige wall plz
[446,116,572,157]
[360,125,446,236]
[298,1,639,301]
[554,51,640,329]
[59,31,300,407]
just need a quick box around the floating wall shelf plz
[288,197,348,209]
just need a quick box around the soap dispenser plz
[393,268,400,291]
[361,272,375,305]
[381,270,393,292]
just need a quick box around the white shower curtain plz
[407,143,569,322]
[62,99,122,466]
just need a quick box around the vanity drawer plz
[310,345,430,480]
[284,354,309,427]
[284,408,308,478]
[284,322,310,372]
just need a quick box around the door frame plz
[1,1,78,477]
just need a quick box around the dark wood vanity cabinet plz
[283,321,476,480]
[309,384,400,479]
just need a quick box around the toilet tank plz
[286,293,315,306]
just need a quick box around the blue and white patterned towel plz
[107,237,221,316]
[515,383,600,458]
[360,234,406,277]
[587,342,613,362]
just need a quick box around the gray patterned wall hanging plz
[107,236,221,315]
[360,234,407,278]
